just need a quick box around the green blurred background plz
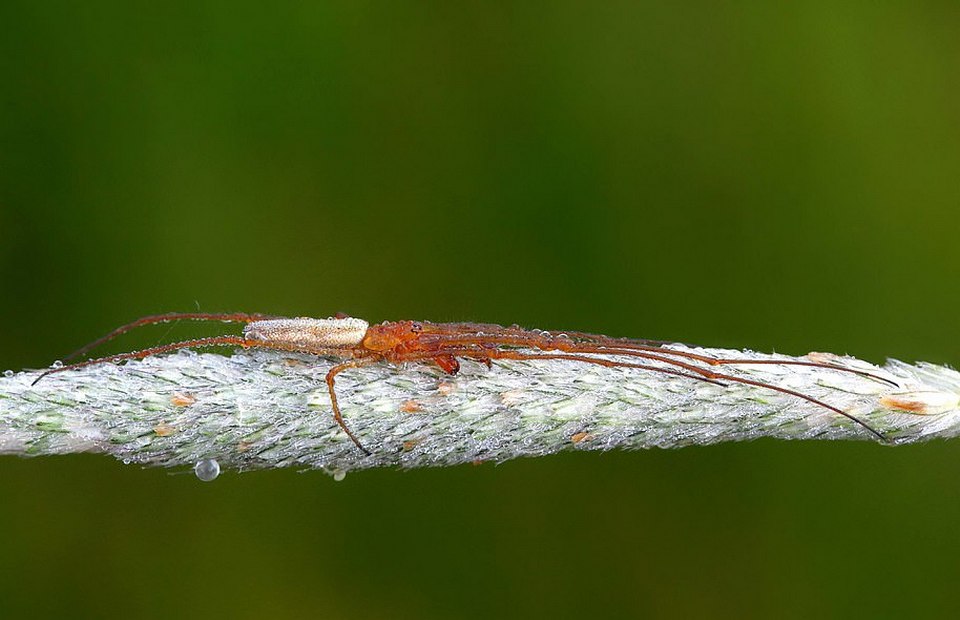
[2,2,960,617]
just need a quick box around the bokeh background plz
[2,2,960,617]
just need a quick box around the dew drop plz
[3,370,13,378]
[332,469,346,482]
[194,458,220,482]
[51,360,64,369]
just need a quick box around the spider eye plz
[411,322,423,334]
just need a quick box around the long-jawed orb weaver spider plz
[32,312,897,453]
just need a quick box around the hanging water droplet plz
[194,458,220,482]
[51,360,64,369]
[332,469,346,482]
[3,370,13,378]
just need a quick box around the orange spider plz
[33,312,895,453]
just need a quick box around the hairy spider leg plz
[588,344,898,387]
[422,329,897,387]
[63,312,279,362]
[33,335,353,385]
[409,323,894,386]
[567,334,899,386]
[435,345,727,386]
[446,346,885,441]
[431,326,898,386]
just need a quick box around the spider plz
[32,312,896,453]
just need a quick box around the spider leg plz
[590,345,900,388]
[36,336,248,385]
[415,336,743,387]
[392,344,726,387]
[32,335,346,385]
[326,358,384,455]
[63,312,279,362]
[424,331,898,388]
[559,335,899,388]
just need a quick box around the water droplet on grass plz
[194,459,220,482]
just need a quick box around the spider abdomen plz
[243,317,369,349]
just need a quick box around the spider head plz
[361,321,425,352]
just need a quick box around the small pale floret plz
[400,399,422,413]
[154,423,177,437]
[571,431,592,444]
[879,391,960,415]
[170,392,196,407]
[499,389,526,406]
[806,351,845,364]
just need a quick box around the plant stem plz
[1,347,958,477]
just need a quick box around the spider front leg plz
[63,312,277,361]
